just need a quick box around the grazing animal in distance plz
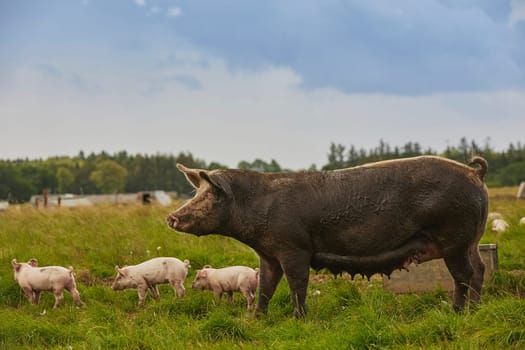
[492,218,509,232]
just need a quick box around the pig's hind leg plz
[240,287,255,311]
[66,280,83,306]
[53,290,64,308]
[443,247,474,311]
[468,243,485,304]
[170,279,185,298]
[67,286,83,306]
[279,251,311,318]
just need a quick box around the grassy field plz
[1,187,525,349]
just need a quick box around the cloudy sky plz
[1,0,525,169]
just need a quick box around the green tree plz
[238,158,282,172]
[56,167,74,194]
[90,160,128,193]
[494,161,525,186]
[0,164,36,202]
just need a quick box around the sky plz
[1,0,525,169]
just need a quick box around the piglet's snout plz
[166,214,179,229]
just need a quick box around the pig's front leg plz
[22,286,34,304]
[226,291,234,304]
[137,285,148,306]
[256,255,283,316]
[33,291,41,305]
[213,290,223,303]
[149,285,160,300]
[280,250,311,318]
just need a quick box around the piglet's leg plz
[226,291,234,304]
[149,285,160,300]
[33,291,41,305]
[213,290,223,304]
[53,291,64,308]
[69,287,82,306]
[171,280,185,298]
[137,286,148,307]
[240,287,255,311]
[22,287,34,304]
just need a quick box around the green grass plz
[1,189,525,349]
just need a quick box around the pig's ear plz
[199,270,208,278]
[199,171,232,196]
[116,266,127,276]
[203,264,212,269]
[177,163,203,189]
[28,258,38,267]
[11,259,21,271]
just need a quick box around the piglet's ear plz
[11,259,20,271]
[28,258,38,267]
[203,264,212,269]
[118,268,128,277]
[200,270,207,278]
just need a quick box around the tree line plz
[324,137,525,186]
[1,138,524,203]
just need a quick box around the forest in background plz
[1,137,525,203]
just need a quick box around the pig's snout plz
[166,214,179,229]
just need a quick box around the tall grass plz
[0,187,524,349]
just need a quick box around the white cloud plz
[510,0,525,25]
[167,7,182,18]
[147,6,161,16]
[2,57,524,169]
[134,0,146,7]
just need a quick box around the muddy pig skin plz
[12,258,82,308]
[112,257,190,306]
[192,265,259,310]
[167,156,489,317]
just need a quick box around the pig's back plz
[217,266,257,289]
[266,156,487,255]
[135,257,187,282]
[26,266,72,290]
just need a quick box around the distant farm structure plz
[518,182,525,200]
[29,190,176,208]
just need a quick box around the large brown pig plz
[167,156,488,317]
